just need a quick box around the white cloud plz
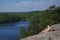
[15,1,39,6]
[15,1,33,6]
[34,2,38,4]
[20,1,33,4]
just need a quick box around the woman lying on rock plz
[40,25,54,34]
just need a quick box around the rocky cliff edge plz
[21,24,60,40]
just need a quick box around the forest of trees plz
[0,11,45,24]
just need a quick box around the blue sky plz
[0,0,60,12]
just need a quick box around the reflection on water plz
[0,21,30,40]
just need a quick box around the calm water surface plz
[0,21,30,40]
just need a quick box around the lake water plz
[0,21,30,40]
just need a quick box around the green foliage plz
[54,7,60,23]
[48,5,60,24]
[20,11,50,38]
[0,14,20,23]
[27,17,41,35]
[20,26,27,38]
